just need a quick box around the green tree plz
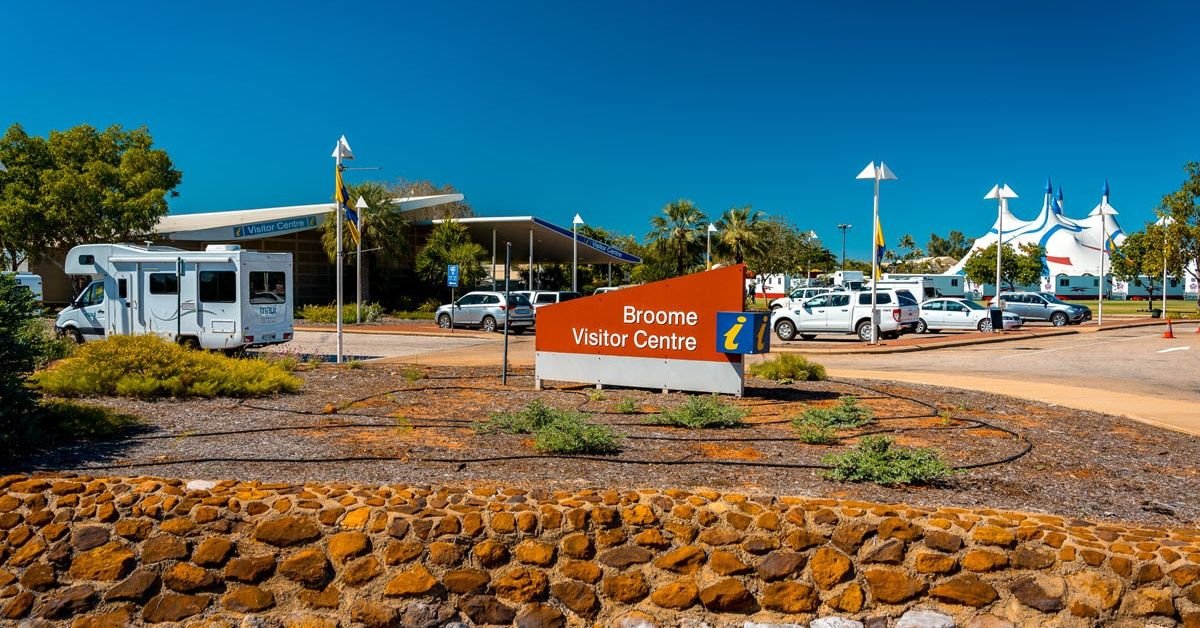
[927,230,970,259]
[1109,228,1168,306]
[962,242,1046,291]
[414,220,488,294]
[320,181,413,302]
[0,274,48,451]
[0,123,181,270]
[1158,162,1200,310]
[715,205,765,264]
[647,199,707,277]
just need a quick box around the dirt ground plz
[12,364,1200,528]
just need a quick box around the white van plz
[882,273,965,298]
[2,272,42,302]
[869,277,937,303]
[55,243,294,350]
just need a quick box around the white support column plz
[491,229,497,291]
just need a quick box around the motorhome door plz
[114,274,133,335]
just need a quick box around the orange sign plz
[535,264,746,363]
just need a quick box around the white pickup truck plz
[770,289,920,342]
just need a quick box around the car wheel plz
[770,304,781,311]
[61,327,84,344]
[437,314,452,329]
[179,336,201,350]
[481,316,497,333]
[774,319,796,341]
[977,318,993,333]
[799,333,816,341]
[915,318,928,334]
[856,320,873,342]
[1050,312,1068,327]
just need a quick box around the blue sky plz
[5,1,1198,259]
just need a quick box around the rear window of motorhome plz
[149,273,178,295]
[250,271,287,304]
[200,271,236,303]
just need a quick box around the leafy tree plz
[1158,162,1200,310]
[1109,228,1167,306]
[715,205,765,264]
[927,230,970,259]
[0,274,48,451]
[962,242,1046,291]
[745,218,834,302]
[320,181,413,302]
[647,199,707,277]
[0,123,181,270]
[414,220,488,294]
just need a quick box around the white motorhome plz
[2,271,43,302]
[882,273,965,298]
[867,277,937,303]
[55,243,294,350]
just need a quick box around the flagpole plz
[1098,198,1107,327]
[356,201,364,324]
[870,174,879,345]
[335,155,344,363]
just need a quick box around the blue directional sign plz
[715,311,770,355]
[447,264,460,288]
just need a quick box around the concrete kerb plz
[293,324,498,341]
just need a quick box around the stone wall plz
[0,473,1198,627]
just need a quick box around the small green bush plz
[32,335,303,399]
[36,400,144,442]
[390,311,436,320]
[793,396,873,431]
[650,395,747,429]
[533,413,622,454]
[417,298,443,313]
[475,401,622,454]
[297,302,385,323]
[749,353,827,383]
[822,435,954,486]
[615,398,639,414]
[795,423,839,445]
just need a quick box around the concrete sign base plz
[534,351,745,396]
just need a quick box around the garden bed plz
[9,365,1199,527]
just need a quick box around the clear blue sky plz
[5,1,1198,259]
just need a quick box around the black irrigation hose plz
[59,375,1033,472]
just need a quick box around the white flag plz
[331,135,354,160]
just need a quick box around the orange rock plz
[1067,571,1122,611]
[601,571,649,603]
[68,542,136,581]
[699,578,756,613]
[961,549,1009,572]
[827,582,865,613]
[708,550,751,576]
[810,547,853,589]
[971,525,1016,547]
[327,531,370,563]
[384,564,439,597]
[560,559,602,584]
[493,567,549,603]
[929,574,998,607]
[651,580,699,609]
[514,540,557,566]
[762,581,817,613]
[864,568,926,604]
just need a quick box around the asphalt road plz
[814,326,1200,403]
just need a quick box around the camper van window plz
[78,255,95,265]
[80,283,104,307]
[149,273,179,295]
[199,271,237,303]
[118,278,128,299]
[250,271,287,304]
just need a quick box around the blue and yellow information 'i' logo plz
[715,311,770,355]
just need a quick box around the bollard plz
[1162,318,1175,339]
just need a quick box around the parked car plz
[435,291,535,333]
[523,290,582,309]
[989,292,1092,326]
[771,289,920,342]
[917,298,1023,333]
[769,286,834,311]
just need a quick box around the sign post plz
[447,264,459,332]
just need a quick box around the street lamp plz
[354,195,368,323]
[984,183,1018,333]
[706,223,717,269]
[805,230,819,284]
[572,213,584,292]
[836,224,852,270]
[1090,181,1118,326]
[856,161,897,345]
[1156,214,1173,317]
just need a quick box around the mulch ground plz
[11,364,1200,528]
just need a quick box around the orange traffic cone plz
[1162,318,1175,339]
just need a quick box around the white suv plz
[769,286,833,311]
[771,289,920,342]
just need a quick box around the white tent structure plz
[948,179,1128,292]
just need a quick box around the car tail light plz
[243,335,254,343]
[892,309,901,321]
[498,304,507,310]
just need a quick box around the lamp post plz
[1092,181,1117,326]
[1157,214,1173,317]
[836,224,852,270]
[706,223,717,269]
[572,213,584,292]
[354,195,368,324]
[984,183,1018,332]
[856,162,897,345]
[806,230,819,283]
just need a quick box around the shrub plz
[795,423,839,445]
[36,400,144,443]
[297,302,385,323]
[793,396,873,431]
[615,398,639,414]
[533,413,622,454]
[749,354,827,383]
[0,274,53,450]
[390,311,436,320]
[32,335,302,399]
[650,395,747,429]
[475,401,622,454]
[822,435,954,486]
[417,298,443,313]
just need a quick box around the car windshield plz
[507,294,532,307]
[1039,293,1070,305]
[960,300,985,310]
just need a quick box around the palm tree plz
[415,220,488,292]
[320,181,411,302]
[647,199,707,277]
[716,205,765,264]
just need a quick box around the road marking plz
[1158,346,1191,353]
[995,333,1160,359]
